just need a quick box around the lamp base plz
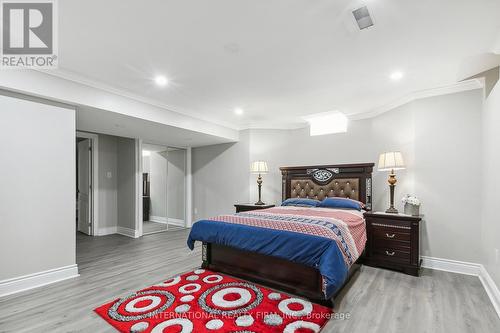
[386,175,398,214]
[385,207,399,214]
[255,175,265,206]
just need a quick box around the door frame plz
[136,139,143,237]
[185,147,192,228]
[76,131,99,236]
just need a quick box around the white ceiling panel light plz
[154,75,168,87]
[234,108,244,115]
[303,111,348,136]
[390,71,404,81]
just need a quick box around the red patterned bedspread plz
[208,206,367,267]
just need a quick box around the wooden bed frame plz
[201,163,374,307]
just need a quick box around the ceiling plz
[58,0,500,130]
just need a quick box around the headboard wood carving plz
[280,163,375,210]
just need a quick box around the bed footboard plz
[201,242,360,307]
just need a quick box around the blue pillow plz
[318,197,364,211]
[281,198,320,207]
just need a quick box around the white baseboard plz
[421,256,481,276]
[0,264,79,298]
[149,216,185,227]
[149,215,167,223]
[479,265,500,318]
[422,256,500,318]
[96,226,117,236]
[117,226,140,238]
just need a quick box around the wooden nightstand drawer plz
[373,247,411,264]
[372,228,411,242]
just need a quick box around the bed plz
[187,163,374,306]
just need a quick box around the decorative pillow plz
[318,197,365,211]
[281,198,320,207]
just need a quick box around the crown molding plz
[349,79,484,121]
[238,79,484,130]
[238,121,307,131]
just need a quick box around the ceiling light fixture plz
[154,75,168,87]
[390,71,404,81]
[303,111,348,136]
[234,108,244,115]
[142,150,151,157]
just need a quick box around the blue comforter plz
[187,219,349,298]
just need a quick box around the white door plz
[77,139,92,235]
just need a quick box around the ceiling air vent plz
[352,6,374,30]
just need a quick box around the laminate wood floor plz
[0,230,498,332]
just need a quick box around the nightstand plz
[363,212,422,276]
[234,203,275,213]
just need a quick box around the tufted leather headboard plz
[280,163,374,210]
[290,178,360,201]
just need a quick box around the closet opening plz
[141,143,187,235]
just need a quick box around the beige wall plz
[0,93,76,280]
[412,90,482,262]
[117,138,137,230]
[482,67,500,287]
[193,131,250,220]
[95,134,137,233]
[97,134,118,229]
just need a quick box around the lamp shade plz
[250,161,269,174]
[378,152,405,171]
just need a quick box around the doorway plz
[76,132,99,236]
[141,143,187,235]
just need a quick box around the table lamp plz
[378,152,405,214]
[250,161,269,205]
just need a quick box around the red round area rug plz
[94,269,333,332]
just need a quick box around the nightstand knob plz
[386,233,396,238]
[385,251,395,256]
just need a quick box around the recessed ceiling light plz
[390,71,404,81]
[154,75,168,86]
[234,108,244,115]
